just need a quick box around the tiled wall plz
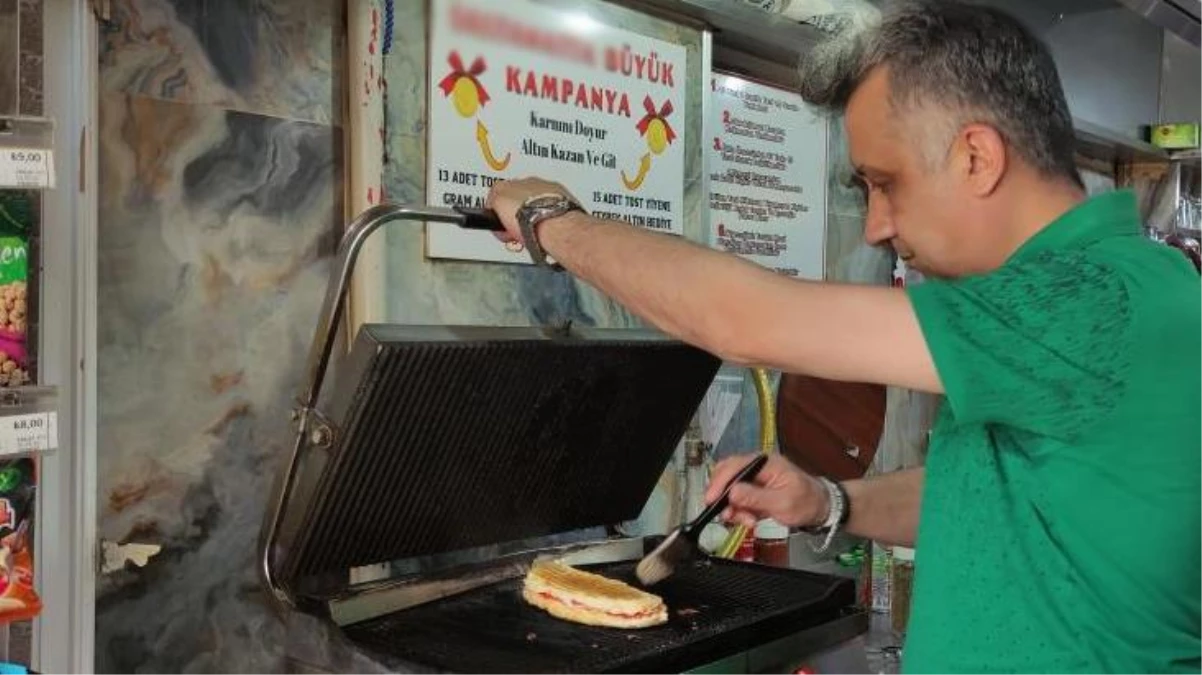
[94,0,358,671]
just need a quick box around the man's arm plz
[708,454,924,547]
[487,181,941,393]
[841,468,924,547]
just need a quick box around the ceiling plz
[1113,0,1201,44]
[970,0,1199,46]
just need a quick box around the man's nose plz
[863,194,895,246]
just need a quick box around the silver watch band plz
[803,477,846,554]
[517,194,583,269]
[518,214,555,269]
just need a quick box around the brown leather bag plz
[776,374,885,482]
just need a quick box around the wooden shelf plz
[1074,117,1171,164]
[1169,149,1202,165]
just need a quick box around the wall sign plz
[708,73,827,279]
[426,0,687,263]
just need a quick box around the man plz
[486,1,1200,672]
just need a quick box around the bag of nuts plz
[0,193,30,388]
[0,275,29,388]
[0,279,26,337]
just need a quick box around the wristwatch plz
[516,193,585,268]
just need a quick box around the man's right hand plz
[705,453,830,529]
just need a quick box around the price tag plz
[0,412,58,456]
[0,148,56,189]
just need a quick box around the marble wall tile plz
[95,90,341,673]
[0,0,16,116]
[100,0,343,124]
[827,214,893,285]
[823,113,894,285]
[17,0,39,116]
[826,114,869,219]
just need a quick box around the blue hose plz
[382,0,395,55]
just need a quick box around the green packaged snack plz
[0,192,30,385]
[0,191,30,291]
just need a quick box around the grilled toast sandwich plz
[522,559,669,628]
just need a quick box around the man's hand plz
[708,458,926,546]
[484,177,581,245]
[705,453,829,529]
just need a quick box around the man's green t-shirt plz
[903,189,1201,673]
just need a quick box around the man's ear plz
[958,123,1007,197]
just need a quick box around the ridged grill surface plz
[342,558,855,673]
[283,335,720,580]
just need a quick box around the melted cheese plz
[536,591,665,619]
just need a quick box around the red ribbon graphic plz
[635,95,676,143]
[437,50,490,105]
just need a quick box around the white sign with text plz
[708,73,827,279]
[0,149,55,190]
[0,412,58,457]
[426,0,688,263]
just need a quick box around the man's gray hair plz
[800,0,1082,186]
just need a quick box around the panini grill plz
[259,204,868,673]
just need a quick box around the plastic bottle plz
[870,542,892,614]
[890,546,915,637]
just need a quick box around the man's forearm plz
[841,468,924,547]
[537,213,940,391]
[538,212,784,364]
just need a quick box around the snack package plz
[0,458,40,622]
[0,191,30,387]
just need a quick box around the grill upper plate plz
[273,325,721,586]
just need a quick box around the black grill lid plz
[273,324,721,586]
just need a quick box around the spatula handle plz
[688,454,769,534]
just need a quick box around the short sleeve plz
[907,253,1132,438]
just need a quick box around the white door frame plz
[33,0,99,672]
